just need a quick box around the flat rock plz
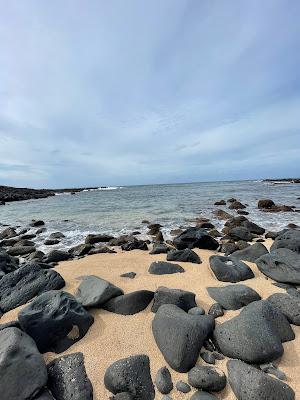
[155,366,173,394]
[188,365,226,392]
[0,328,47,400]
[152,304,214,372]
[104,354,155,400]
[69,243,93,257]
[267,293,300,325]
[173,227,219,250]
[121,239,148,251]
[85,233,114,244]
[7,245,36,256]
[151,286,197,313]
[18,290,94,353]
[270,229,300,253]
[102,290,154,315]
[47,352,93,400]
[167,249,201,264]
[44,249,71,263]
[227,359,295,400]
[149,261,184,275]
[75,275,123,308]
[230,242,268,262]
[213,300,294,363]
[0,263,65,312]
[207,284,261,310]
[209,255,254,283]
[150,243,169,254]
[256,248,300,284]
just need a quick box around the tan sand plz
[1,241,300,399]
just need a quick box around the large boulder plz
[149,243,169,255]
[209,255,254,283]
[44,249,71,263]
[270,230,300,254]
[212,209,233,220]
[0,250,19,278]
[267,293,300,325]
[0,226,17,239]
[75,275,123,308]
[256,248,300,284]
[18,290,94,353]
[230,242,268,262]
[173,228,219,250]
[213,300,294,363]
[121,239,148,251]
[47,352,93,400]
[0,328,47,400]
[227,227,253,242]
[152,304,214,372]
[258,199,275,209]
[0,264,65,312]
[7,245,36,256]
[166,249,201,264]
[207,284,261,310]
[85,233,114,244]
[104,354,155,400]
[148,261,184,275]
[225,217,265,235]
[69,243,93,257]
[227,359,295,400]
[188,365,226,392]
[151,286,197,313]
[228,201,246,210]
[102,290,154,315]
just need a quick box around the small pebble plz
[120,272,136,279]
[213,351,225,360]
[200,351,216,364]
[188,306,205,315]
[208,303,224,318]
[176,380,191,393]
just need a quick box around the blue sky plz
[0,0,300,188]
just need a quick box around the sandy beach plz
[1,239,299,399]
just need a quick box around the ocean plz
[0,180,299,252]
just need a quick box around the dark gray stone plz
[75,275,123,308]
[0,328,47,400]
[0,320,21,331]
[227,359,295,400]
[188,365,226,392]
[34,389,55,399]
[44,239,60,245]
[150,243,169,254]
[228,227,253,241]
[209,255,254,282]
[7,245,36,256]
[155,366,173,394]
[44,249,71,263]
[121,239,148,251]
[200,352,216,364]
[260,363,287,381]
[152,304,214,372]
[188,306,205,315]
[207,284,261,310]
[173,227,219,250]
[113,394,133,400]
[231,242,268,262]
[167,249,201,264]
[47,352,93,400]
[104,354,155,400]
[85,233,114,244]
[19,290,94,353]
[208,303,224,318]
[102,290,154,315]
[69,243,93,257]
[151,286,197,313]
[120,272,136,279]
[176,381,191,393]
[267,293,300,325]
[0,263,65,312]
[149,261,184,275]
[270,229,300,254]
[0,250,19,277]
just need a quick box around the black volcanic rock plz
[44,249,71,263]
[270,229,300,253]
[47,352,93,400]
[155,366,173,394]
[227,359,295,400]
[152,304,214,372]
[18,290,94,353]
[121,239,148,251]
[149,243,169,254]
[267,293,300,325]
[7,245,36,256]
[104,354,155,400]
[207,284,261,310]
[188,365,226,392]
[69,243,93,257]
[0,263,65,312]
[227,227,253,241]
[173,227,219,250]
[0,250,19,277]
[0,328,47,400]
[151,286,197,313]
[85,233,114,244]
[230,242,268,262]
[149,261,184,275]
[209,255,254,282]
[102,290,154,315]
[166,249,201,264]
[0,226,17,239]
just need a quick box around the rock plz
[152,304,214,372]
[230,242,268,262]
[214,200,226,205]
[207,284,261,310]
[75,275,123,308]
[173,227,219,250]
[155,231,164,243]
[270,229,300,253]
[7,245,36,256]
[228,201,246,210]
[197,222,215,229]
[44,249,71,263]
[109,235,134,246]
[208,303,224,318]
[102,290,154,315]
[30,220,45,227]
[47,352,93,400]
[14,238,35,247]
[120,272,136,279]
[147,223,162,235]
[203,339,216,352]
[36,227,46,234]
[188,306,205,315]
[152,286,197,312]
[209,255,254,283]
[200,352,216,364]
[167,249,201,264]
[209,229,222,237]
[121,239,148,251]
[34,389,55,399]
[18,290,94,353]
[0,263,65,312]
[287,287,300,299]
[0,328,47,400]
[0,250,19,277]
[228,227,253,241]
[69,243,93,257]
[0,227,17,239]
[149,243,169,254]
[213,300,294,363]
[225,216,265,235]
[260,363,287,380]
[190,392,219,400]
[149,261,184,275]
[88,245,116,254]
[44,239,60,245]
[220,242,239,256]
[227,198,237,203]
[212,209,233,220]
[188,365,226,392]
[85,233,114,244]
[258,199,275,209]
[113,394,134,400]
[176,381,191,393]
[27,250,45,261]
[227,359,295,400]
[266,231,279,239]
[155,367,173,394]
[267,293,300,325]
[237,210,249,215]
[104,354,155,400]
[49,232,65,239]
[256,248,300,284]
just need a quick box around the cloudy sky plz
[1,0,300,188]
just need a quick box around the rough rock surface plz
[209,255,254,283]
[102,290,154,315]
[148,261,184,275]
[166,249,201,264]
[188,365,226,392]
[230,242,269,262]
[151,286,197,313]
[270,229,300,254]
[155,366,173,394]
[173,227,219,250]
[267,293,300,325]
[207,284,261,310]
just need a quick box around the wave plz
[83,186,122,192]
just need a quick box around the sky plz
[0,0,300,188]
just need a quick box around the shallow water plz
[0,180,299,251]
